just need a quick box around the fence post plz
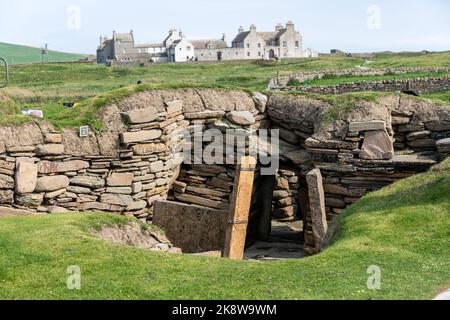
[224,156,256,260]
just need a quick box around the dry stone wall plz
[268,93,450,252]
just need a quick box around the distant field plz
[0,42,87,65]
[0,51,449,128]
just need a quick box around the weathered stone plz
[6,145,35,153]
[325,197,346,208]
[165,100,183,114]
[273,190,291,199]
[132,182,143,194]
[323,184,366,198]
[284,150,312,165]
[0,206,34,217]
[38,160,90,174]
[184,111,226,120]
[437,138,450,153]
[131,143,167,155]
[425,121,450,132]
[273,205,296,220]
[44,133,63,144]
[0,174,14,189]
[127,200,147,211]
[66,186,91,194]
[100,194,133,207]
[106,187,132,195]
[15,160,38,194]
[253,92,268,113]
[392,116,411,125]
[120,130,162,144]
[278,128,300,144]
[15,193,44,207]
[44,188,67,199]
[122,107,159,124]
[107,173,134,187]
[35,144,65,156]
[70,175,105,189]
[150,161,164,173]
[306,169,328,253]
[153,200,228,253]
[349,121,386,132]
[47,206,70,214]
[0,190,13,204]
[407,139,436,148]
[305,138,358,150]
[398,123,425,133]
[360,130,394,160]
[174,193,228,210]
[226,111,256,126]
[275,177,290,190]
[35,176,70,192]
[172,181,187,193]
[0,160,15,171]
[186,186,227,198]
[406,131,431,141]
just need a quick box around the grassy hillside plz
[0,158,449,300]
[0,42,87,65]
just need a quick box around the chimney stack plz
[275,23,284,31]
[250,24,256,33]
[238,26,244,34]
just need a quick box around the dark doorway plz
[269,49,275,59]
[217,51,223,61]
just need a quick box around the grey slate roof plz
[190,39,227,49]
[231,32,250,44]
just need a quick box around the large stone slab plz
[120,130,162,144]
[153,200,228,253]
[165,100,183,114]
[0,174,14,189]
[306,169,328,253]
[38,160,90,174]
[35,144,65,156]
[0,206,35,217]
[121,107,159,124]
[174,193,229,210]
[35,176,70,192]
[226,111,256,126]
[15,160,38,194]
[131,143,167,155]
[349,121,386,132]
[253,92,268,113]
[437,138,450,153]
[0,190,14,204]
[15,193,44,207]
[359,130,394,160]
[70,175,105,189]
[100,194,133,207]
[106,173,134,187]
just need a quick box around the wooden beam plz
[224,156,257,260]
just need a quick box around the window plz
[247,52,250,57]
[258,52,261,56]
[295,41,299,48]
[258,43,261,48]
[246,43,250,49]
[283,41,287,48]
[187,46,191,51]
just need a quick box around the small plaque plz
[79,126,89,138]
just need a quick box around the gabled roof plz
[190,39,227,49]
[231,32,250,44]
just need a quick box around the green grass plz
[0,158,449,300]
[0,42,87,65]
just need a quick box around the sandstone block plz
[174,193,228,210]
[437,138,450,153]
[407,139,436,148]
[131,143,167,155]
[106,187,132,195]
[150,161,164,173]
[100,194,133,207]
[44,189,67,199]
[359,130,394,160]
[132,182,143,193]
[306,169,328,253]
[70,175,105,189]
[127,200,148,211]
[349,121,386,132]
[0,190,13,204]
[226,111,256,126]
[122,107,159,124]
[184,111,226,120]
[107,173,134,187]
[253,92,268,113]
[15,193,44,207]
[35,144,65,156]
[0,174,14,189]
[406,131,431,141]
[120,130,162,144]
[67,186,91,194]
[38,160,89,174]
[15,160,38,194]
[35,176,70,192]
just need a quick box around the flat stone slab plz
[360,130,394,160]
[349,121,386,132]
[120,130,162,144]
[437,138,450,152]
[121,107,159,124]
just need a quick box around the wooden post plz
[224,156,256,260]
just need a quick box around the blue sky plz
[0,0,449,54]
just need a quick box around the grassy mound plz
[0,158,449,300]
[0,42,87,65]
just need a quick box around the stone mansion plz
[96,21,317,64]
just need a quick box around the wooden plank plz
[224,156,256,260]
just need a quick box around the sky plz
[0,0,449,54]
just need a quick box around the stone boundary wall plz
[270,67,450,87]
[271,77,450,95]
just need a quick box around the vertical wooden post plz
[224,156,256,260]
